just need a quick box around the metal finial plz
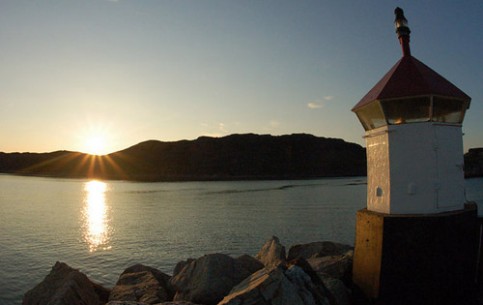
[394,7,411,56]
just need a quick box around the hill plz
[0,133,366,181]
[464,148,483,178]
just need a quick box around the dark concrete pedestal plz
[352,203,479,305]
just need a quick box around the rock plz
[287,241,354,284]
[288,245,354,304]
[156,301,201,305]
[218,264,332,305]
[255,236,286,268]
[287,241,353,260]
[172,258,195,277]
[109,272,165,304]
[123,264,174,298]
[106,301,201,305]
[109,264,173,304]
[105,302,149,305]
[23,261,109,305]
[320,276,351,305]
[306,252,353,282]
[170,253,255,305]
[235,254,264,274]
[288,258,337,305]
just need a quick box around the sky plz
[1,0,482,155]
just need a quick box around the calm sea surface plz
[1,174,482,305]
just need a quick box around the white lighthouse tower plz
[352,7,471,214]
[351,8,478,305]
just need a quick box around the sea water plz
[1,174,482,305]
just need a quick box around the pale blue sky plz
[1,1,481,154]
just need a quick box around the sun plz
[84,135,107,156]
[76,119,115,156]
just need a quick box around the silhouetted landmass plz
[0,134,367,181]
[2,135,481,181]
[464,148,483,178]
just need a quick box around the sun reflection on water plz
[82,180,112,252]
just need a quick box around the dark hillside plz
[0,133,367,181]
[465,148,483,178]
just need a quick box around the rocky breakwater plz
[23,236,362,305]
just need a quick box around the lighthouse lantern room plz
[352,7,471,214]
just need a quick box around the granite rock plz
[255,236,286,268]
[170,253,255,305]
[172,259,195,277]
[218,263,332,305]
[109,264,173,304]
[235,254,264,274]
[320,276,351,305]
[106,301,148,305]
[288,241,354,284]
[287,241,353,260]
[156,301,203,305]
[23,261,109,305]
[306,252,353,282]
[106,301,202,305]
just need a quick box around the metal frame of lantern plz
[355,95,470,131]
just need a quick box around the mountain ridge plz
[0,133,366,181]
[1,133,482,181]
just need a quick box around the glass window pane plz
[355,101,386,130]
[432,97,466,123]
[381,97,430,124]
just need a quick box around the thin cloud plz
[308,96,334,109]
[307,102,323,109]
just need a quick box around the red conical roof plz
[352,56,471,111]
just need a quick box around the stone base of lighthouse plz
[352,203,479,305]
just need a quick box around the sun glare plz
[76,120,115,156]
[84,135,107,156]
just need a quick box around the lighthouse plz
[351,8,478,305]
[352,7,470,214]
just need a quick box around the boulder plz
[172,258,195,277]
[156,301,201,305]
[106,301,201,305]
[306,251,353,282]
[287,258,337,304]
[123,264,174,298]
[23,261,109,305]
[287,241,353,260]
[109,264,173,304]
[255,236,286,268]
[288,242,353,284]
[235,254,264,274]
[320,276,351,305]
[106,301,148,305]
[170,253,255,305]
[218,264,332,305]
